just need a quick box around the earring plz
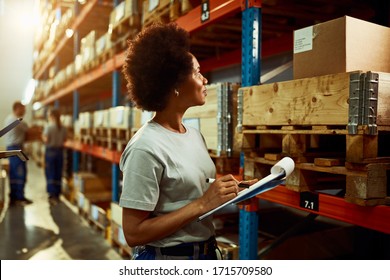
[174,89,179,97]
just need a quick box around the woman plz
[42,108,67,204]
[119,23,252,260]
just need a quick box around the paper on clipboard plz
[198,157,295,221]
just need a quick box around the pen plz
[206,178,250,188]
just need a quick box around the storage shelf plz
[41,52,125,106]
[64,140,121,164]
[257,186,390,234]
[34,0,390,258]
[34,0,99,79]
[176,0,241,32]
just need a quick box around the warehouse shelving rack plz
[34,0,390,259]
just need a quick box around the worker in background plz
[119,23,256,260]
[42,108,67,205]
[4,101,32,205]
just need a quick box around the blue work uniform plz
[4,114,28,201]
[43,123,67,198]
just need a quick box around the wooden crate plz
[142,0,180,28]
[239,71,390,206]
[184,82,242,157]
[108,0,141,43]
[89,201,111,236]
[238,71,390,128]
[244,156,390,206]
[111,220,133,259]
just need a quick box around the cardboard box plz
[293,16,390,79]
[25,126,43,142]
[73,172,111,194]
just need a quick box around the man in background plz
[4,101,32,205]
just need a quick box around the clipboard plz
[0,118,22,138]
[0,150,29,161]
[198,157,295,221]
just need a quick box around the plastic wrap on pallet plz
[109,106,132,129]
[110,202,122,225]
[125,0,141,16]
[93,110,110,128]
[78,112,94,129]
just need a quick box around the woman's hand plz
[197,174,241,213]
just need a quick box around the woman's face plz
[178,54,208,107]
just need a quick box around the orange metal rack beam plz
[176,0,242,32]
[258,186,390,234]
[64,140,121,164]
[41,52,124,106]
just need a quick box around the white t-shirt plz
[4,114,28,147]
[43,123,67,148]
[119,120,216,247]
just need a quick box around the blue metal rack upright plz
[111,0,121,203]
[72,1,81,174]
[111,70,121,203]
[239,0,262,260]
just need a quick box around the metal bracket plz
[237,88,244,133]
[362,71,379,135]
[217,85,223,156]
[348,71,379,135]
[348,72,362,134]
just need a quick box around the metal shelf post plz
[72,17,80,173]
[240,0,262,260]
[72,90,80,173]
[111,70,121,202]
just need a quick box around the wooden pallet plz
[93,127,109,138]
[94,49,113,66]
[241,122,390,206]
[143,0,180,28]
[210,152,241,175]
[241,125,390,164]
[108,127,133,140]
[244,155,390,206]
[108,139,128,152]
[108,35,130,55]
[110,14,141,42]
[80,134,94,146]
[110,222,132,259]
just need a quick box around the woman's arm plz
[122,174,239,247]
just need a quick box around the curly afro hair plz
[122,22,193,112]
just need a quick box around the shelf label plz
[294,26,313,54]
[299,192,319,211]
[201,0,210,23]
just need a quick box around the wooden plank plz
[184,84,219,118]
[242,72,351,126]
[377,72,390,126]
[314,158,344,167]
[242,71,390,128]
[345,163,389,201]
[200,117,218,151]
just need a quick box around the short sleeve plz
[119,148,163,211]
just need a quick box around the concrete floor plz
[0,160,123,260]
